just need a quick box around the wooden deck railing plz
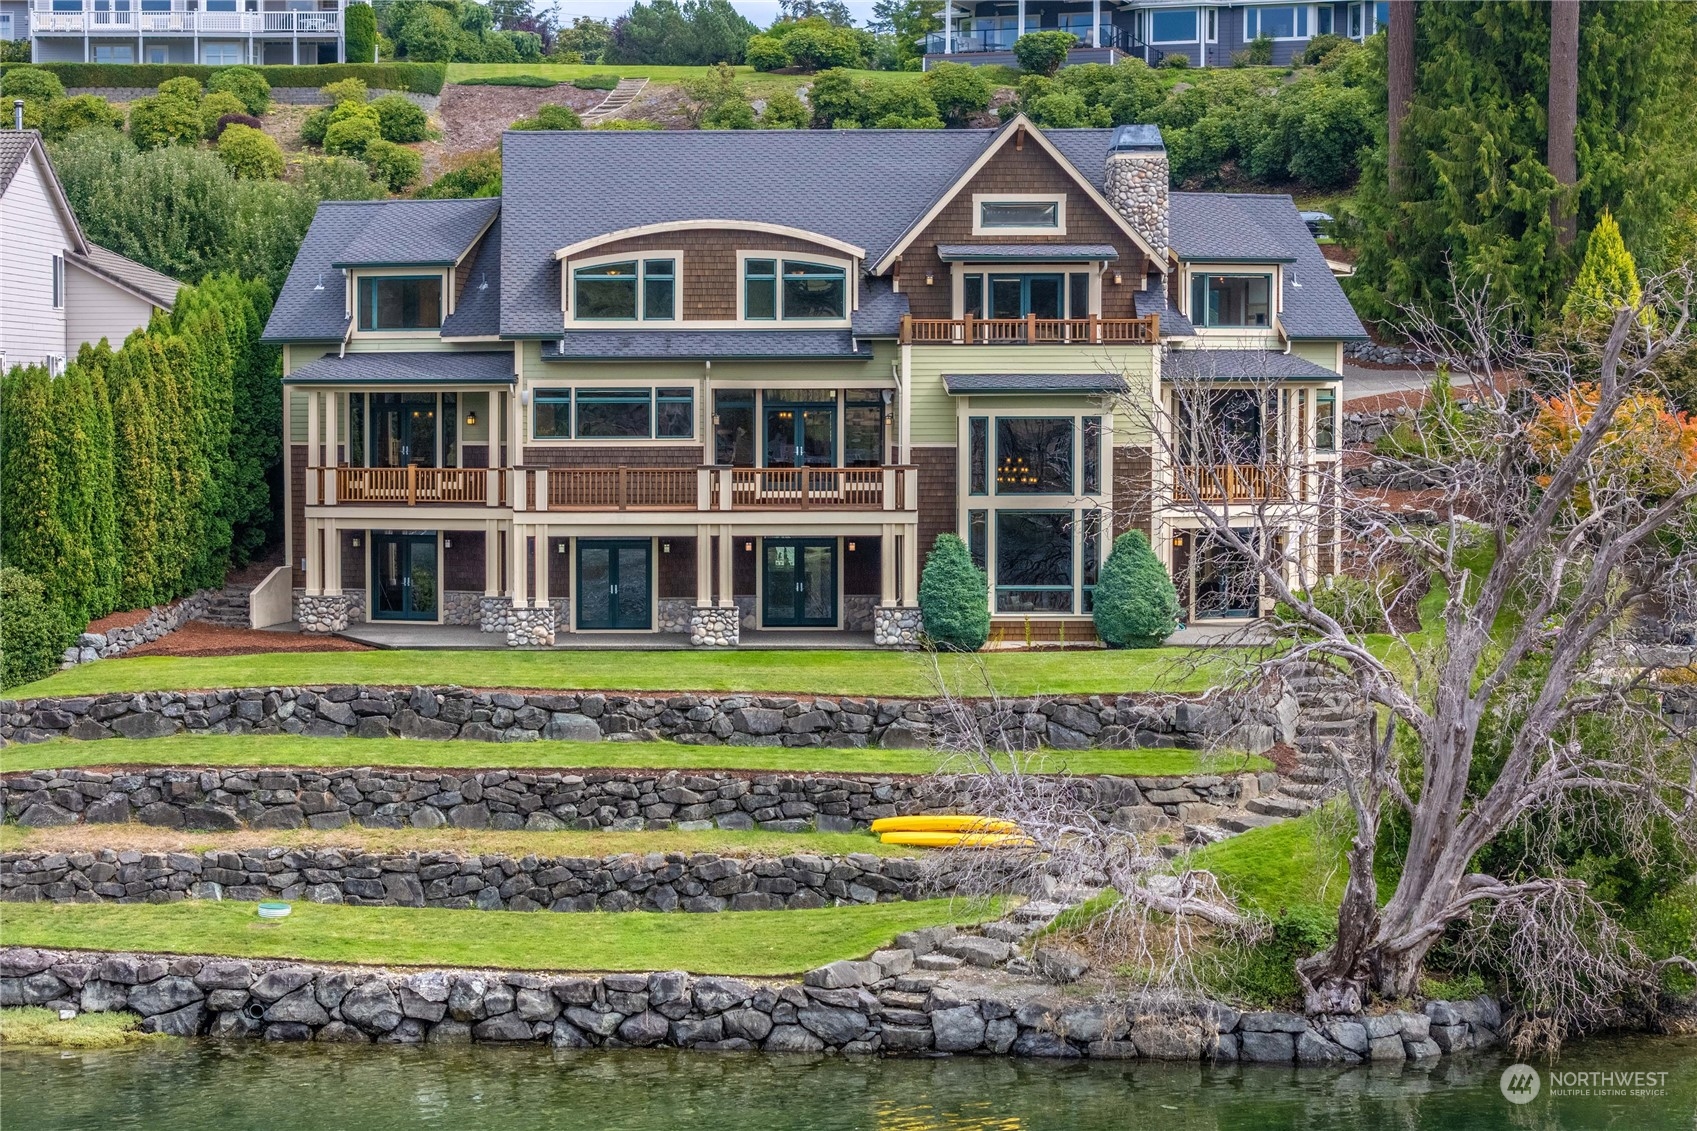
[1173,463,1297,504]
[726,467,890,509]
[900,313,1159,345]
[545,467,698,510]
[320,466,499,506]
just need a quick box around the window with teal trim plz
[996,510,1073,613]
[656,387,694,438]
[745,259,777,320]
[533,388,571,439]
[358,276,442,331]
[576,388,651,438]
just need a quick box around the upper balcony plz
[30,3,340,35]
[899,314,1159,346]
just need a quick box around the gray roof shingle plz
[285,350,516,385]
[540,330,871,361]
[331,197,499,268]
[852,276,908,336]
[942,373,1131,395]
[441,219,501,338]
[70,244,181,309]
[0,130,37,196]
[936,243,1119,262]
[1134,285,1194,336]
[1161,347,1341,381]
[1169,193,1292,261]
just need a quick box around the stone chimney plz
[1103,124,1170,297]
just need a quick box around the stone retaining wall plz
[0,847,927,913]
[59,589,217,669]
[1,765,1265,833]
[0,945,1505,1063]
[1,684,1296,755]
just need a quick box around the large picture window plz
[1190,274,1272,328]
[1245,4,1309,39]
[573,258,677,322]
[358,275,442,331]
[1149,8,1198,42]
[995,418,1073,495]
[996,511,1073,613]
[656,387,694,438]
[576,388,651,438]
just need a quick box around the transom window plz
[357,275,442,331]
[977,199,1061,231]
[531,387,694,440]
[573,259,676,322]
[1245,5,1309,40]
[1190,273,1272,328]
[744,259,847,321]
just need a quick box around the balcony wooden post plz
[902,468,917,511]
[800,469,809,509]
[618,465,628,511]
[717,468,734,511]
[962,313,974,344]
[1090,313,1101,344]
[881,468,896,511]
[486,468,500,508]
[325,466,337,506]
[1025,312,1036,344]
[696,467,712,511]
[407,464,417,506]
[898,314,911,344]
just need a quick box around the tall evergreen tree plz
[0,366,66,595]
[108,349,162,607]
[74,343,124,616]
[49,363,103,626]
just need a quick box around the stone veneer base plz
[688,606,740,647]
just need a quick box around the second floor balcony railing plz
[925,26,1130,54]
[30,5,340,33]
[1171,463,1312,505]
[901,314,1159,345]
[313,466,504,507]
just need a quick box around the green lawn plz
[8,647,1224,699]
[1186,811,1349,916]
[0,1007,163,1049]
[445,62,939,89]
[0,734,1269,779]
[0,897,1000,975]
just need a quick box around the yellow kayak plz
[878,831,1036,849]
[870,815,1023,835]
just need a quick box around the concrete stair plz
[582,78,648,124]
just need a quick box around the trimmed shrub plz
[322,76,369,106]
[210,111,262,139]
[216,123,284,179]
[779,21,867,71]
[0,567,68,691]
[759,89,810,129]
[370,92,428,142]
[457,74,558,87]
[41,94,122,140]
[206,65,270,115]
[922,62,992,127]
[1234,35,1274,66]
[1159,52,1190,69]
[1,66,64,101]
[571,74,622,90]
[510,103,583,130]
[157,75,204,102]
[590,118,663,131]
[0,62,446,95]
[299,105,332,146]
[363,137,422,191]
[700,96,756,130]
[1012,30,1076,77]
[414,147,501,197]
[345,2,378,65]
[918,533,990,652]
[745,34,792,72]
[1301,33,1352,65]
[128,94,204,149]
[323,113,380,157]
[198,90,248,137]
[1092,531,1179,648]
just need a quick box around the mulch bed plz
[123,622,371,658]
[84,607,152,634]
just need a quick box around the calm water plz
[2,1037,1694,1130]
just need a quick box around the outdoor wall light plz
[443,537,453,549]
[662,542,671,554]
[925,272,935,285]
[847,540,857,552]
[465,410,478,427]
[557,543,566,553]
[743,541,753,552]
[1112,271,1123,285]
[350,538,361,549]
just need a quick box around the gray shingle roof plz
[0,130,37,196]
[1134,285,1194,336]
[331,197,499,268]
[540,330,870,361]
[1169,193,1293,261]
[942,373,1130,395]
[937,244,1119,262]
[285,350,516,385]
[70,245,181,309]
[1161,347,1341,381]
[441,219,501,338]
[852,276,907,336]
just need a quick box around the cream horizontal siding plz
[63,264,158,355]
[906,344,1156,446]
[1292,340,1343,374]
[517,338,897,387]
[0,152,71,368]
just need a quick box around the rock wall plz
[1,684,1297,755]
[1,765,1266,834]
[59,590,217,669]
[0,945,1505,1063]
[0,847,927,913]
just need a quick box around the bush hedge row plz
[0,62,445,95]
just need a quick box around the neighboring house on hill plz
[262,118,1365,647]
[926,1,1389,69]
[24,0,345,64]
[0,127,181,374]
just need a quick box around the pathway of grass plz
[1185,811,1350,916]
[0,1007,163,1049]
[0,734,1267,778]
[9,648,1224,700]
[0,822,912,860]
[0,897,1001,976]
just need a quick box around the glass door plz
[1191,529,1259,619]
[763,538,837,627]
[764,402,837,468]
[576,539,651,630]
[369,393,438,468]
[988,274,1064,319]
[371,532,438,620]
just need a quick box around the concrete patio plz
[331,623,879,651]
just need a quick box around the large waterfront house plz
[260,119,1364,647]
[925,1,1388,69]
[19,0,345,64]
[0,125,181,374]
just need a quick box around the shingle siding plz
[913,445,959,556]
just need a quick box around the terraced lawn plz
[0,822,914,860]
[0,735,1271,778]
[0,897,1001,975]
[8,648,1226,700]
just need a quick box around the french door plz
[764,402,836,468]
[763,538,837,627]
[577,539,651,630]
[371,532,438,620]
[989,273,1064,320]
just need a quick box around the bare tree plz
[1097,272,1697,1050]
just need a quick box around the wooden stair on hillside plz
[582,78,649,124]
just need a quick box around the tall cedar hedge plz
[0,62,444,94]
[0,275,278,680]
[345,4,378,65]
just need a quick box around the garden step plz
[1217,811,1286,833]
[1247,795,1314,818]
[1184,822,1232,845]
[1297,718,1368,736]
[1289,766,1335,785]
[582,78,649,123]
[1277,783,1331,801]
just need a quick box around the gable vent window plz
[573,258,678,322]
[979,200,1059,229]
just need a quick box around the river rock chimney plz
[1103,124,1170,297]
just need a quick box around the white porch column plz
[305,389,320,469]
[1016,0,1025,40]
[695,526,713,605]
[879,524,898,606]
[511,524,529,608]
[305,519,323,595]
[533,527,549,608]
[944,2,953,53]
[484,520,499,596]
[323,387,339,467]
[716,526,735,608]
[325,523,342,596]
[900,530,920,608]
[1090,0,1100,46]
[508,388,524,468]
